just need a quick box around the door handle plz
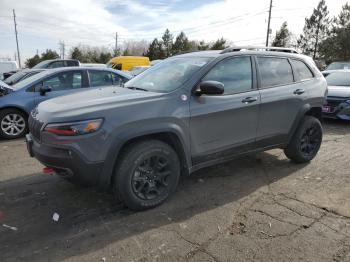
[242,97,258,104]
[294,89,305,95]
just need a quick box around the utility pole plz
[265,0,273,47]
[58,41,65,59]
[12,9,21,68]
[115,32,118,55]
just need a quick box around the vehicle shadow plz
[0,150,307,261]
[323,118,350,136]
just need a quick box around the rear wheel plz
[284,116,322,163]
[113,140,180,210]
[0,109,28,139]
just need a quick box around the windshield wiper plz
[126,86,149,92]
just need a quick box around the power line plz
[12,9,21,67]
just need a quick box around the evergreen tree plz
[272,21,290,47]
[162,29,173,57]
[24,49,59,68]
[71,47,84,61]
[210,37,227,50]
[319,2,350,63]
[25,55,41,68]
[197,40,210,50]
[99,52,113,63]
[172,32,190,54]
[40,49,59,60]
[297,0,329,59]
[145,38,165,60]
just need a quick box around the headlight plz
[44,119,103,136]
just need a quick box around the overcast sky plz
[0,0,348,62]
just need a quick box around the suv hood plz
[37,86,163,118]
[327,85,350,98]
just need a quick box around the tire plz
[284,116,323,163]
[113,140,180,211]
[0,109,28,139]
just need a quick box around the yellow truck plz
[107,56,150,71]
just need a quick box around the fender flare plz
[287,103,311,144]
[97,123,191,190]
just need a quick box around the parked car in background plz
[325,61,350,71]
[3,69,45,85]
[0,61,18,80]
[129,65,150,76]
[26,47,326,210]
[0,67,131,139]
[80,63,107,68]
[322,70,350,120]
[32,59,80,69]
[107,56,150,71]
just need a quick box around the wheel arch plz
[287,103,323,144]
[98,127,191,190]
[0,106,29,118]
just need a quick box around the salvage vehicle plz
[0,67,131,139]
[3,59,81,80]
[322,70,350,120]
[4,69,45,85]
[325,61,350,71]
[32,59,80,69]
[26,47,327,210]
[107,56,150,71]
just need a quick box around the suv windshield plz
[325,72,350,86]
[124,57,211,93]
[326,62,350,70]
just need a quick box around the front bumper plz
[323,99,350,120]
[26,134,104,186]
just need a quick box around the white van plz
[0,61,19,80]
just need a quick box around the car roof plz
[174,49,311,61]
[43,59,79,62]
[32,66,131,79]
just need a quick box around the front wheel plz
[113,140,180,210]
[0,109,28,139]
[284,116,323,163]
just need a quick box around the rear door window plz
[66,60,79,67]
[42,71,83,91]
[89,70,113,87]
[257,57,294,88]
[291,59,314,81]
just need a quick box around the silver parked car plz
[322,70,350,120]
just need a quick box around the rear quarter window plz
[291,59,314,81]
[257,57,294,88]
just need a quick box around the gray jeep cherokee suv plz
[26,47,327,210]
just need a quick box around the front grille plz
[28,114,44,141]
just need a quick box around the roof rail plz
[220,46,299,54]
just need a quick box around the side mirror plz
[195,81,224,96]
[40,85,52,96]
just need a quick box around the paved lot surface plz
[0,119,349,262]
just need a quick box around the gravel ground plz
[0,119,349,262]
